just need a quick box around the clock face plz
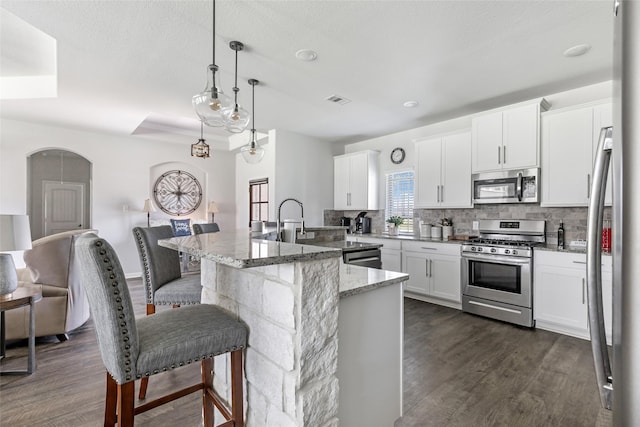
[391,147,405,164]
[153,170,203,216]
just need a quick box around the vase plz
[442,225,453,240]
[388,224,399,236]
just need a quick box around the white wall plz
[0,118,236,276]
[235,129,334,229]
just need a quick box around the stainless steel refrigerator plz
[586,0,640,424]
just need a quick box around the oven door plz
[461,252,532,308]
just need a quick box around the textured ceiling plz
[0,1,614,148]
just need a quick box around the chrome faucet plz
[276,198,304,242]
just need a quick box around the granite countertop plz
[310,240,383,252]
[338,262,408,298]
[159,231,342,269]
[535,244,612,256]
[354,233,469,245]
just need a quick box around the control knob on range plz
[471,247,476,251]
[478,247,483,252]
[490,248,497,253]
[513,249,518,255]
[504,249,511,254]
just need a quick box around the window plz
[249,178,269,226]
[386,171,414,233]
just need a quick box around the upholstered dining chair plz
[193,223,220,235]
[132,225,202,398]
[75,233,247,427]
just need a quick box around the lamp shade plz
[0,214,32,251]
[143,199,156,213]
[208,201,220,213]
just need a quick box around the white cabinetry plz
[534,250,612,343]
[415,131,472,208]
[354,237,402,272]
[541,101,613,207]
[472,101,548,173]
[401,241,461,307]
[334,151,379,210]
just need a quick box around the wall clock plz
[390,147,405,164]
[153,170,203,216]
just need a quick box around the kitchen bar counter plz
[159,231,405,427]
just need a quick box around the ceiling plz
[0,1,614,150]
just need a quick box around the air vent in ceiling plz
[325,94,351,105]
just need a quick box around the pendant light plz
[192,0,231,127]
[191,121,211,158]
[223,41,251,133]
[241,79,265,164]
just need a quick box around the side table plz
[0,287,42,375]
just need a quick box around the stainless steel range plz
[461,219,546,327]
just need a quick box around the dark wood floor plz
[1,280,612,426]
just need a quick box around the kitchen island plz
[159,231,407,427]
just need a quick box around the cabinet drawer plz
[401,240,460,256]
[357,237,401,250]
[534,250,612,271]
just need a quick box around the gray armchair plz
[193,223,220,235]
[75,233,247,426]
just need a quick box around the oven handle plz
[462,252,531,265]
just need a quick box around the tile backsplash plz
[325,205,611,244]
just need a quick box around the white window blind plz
[386,171,414,233]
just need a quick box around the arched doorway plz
[27,149,92,239]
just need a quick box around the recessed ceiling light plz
[295,49,318,62]
[563,44,591,57]
[403,101,419,108]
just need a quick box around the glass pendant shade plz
[223,104,251,133]
[241,132,265,164]
[192,65,232,127]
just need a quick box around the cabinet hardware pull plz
[582,278,586,304]
[441,185,444,203]
[503,146,506,164]
[587,174,591,199]
[572,261,587,264]
[421,247,438,251]
[425,259,429,277]
[429,259,433,277]
[498,146,501,164]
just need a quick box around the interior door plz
[43,181,85,236]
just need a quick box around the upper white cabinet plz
[334,151,379,210]
[541,101,613,207]
[472,100,549,172]
[415,131,472,208]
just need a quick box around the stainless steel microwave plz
[472,168,539,204]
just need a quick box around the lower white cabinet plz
[534,250,612,343]
[401,241,461,306]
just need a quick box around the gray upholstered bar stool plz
[132,225,202,399]
[193,223,220,235]
[75,234,247,427]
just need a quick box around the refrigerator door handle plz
[586,126,614,410]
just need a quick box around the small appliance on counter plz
[355,211,371,234]
[340,216,355,234]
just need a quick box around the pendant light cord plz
[233,48,239,109]
[212,0,216,65]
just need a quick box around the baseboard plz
[403,291,462,310]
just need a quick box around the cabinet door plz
[429,254,461,303]
[534,265,588,335]
[347,153,369,210]
[472,111,503,172]
[402,251,429,295]
[381,249,402,273]
[592,102,613,206]
[415,138,442,207]
[502,103,539,169]
[334,156,351,210]
[541,108,592,206]
[441,132,472,208]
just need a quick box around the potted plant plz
[387,216,404,236]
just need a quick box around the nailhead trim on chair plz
[132,228,155,305]
[94,239,135,383]
[135,345,246,379]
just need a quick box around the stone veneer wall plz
[325,205,612,245]
[202,257,340,427]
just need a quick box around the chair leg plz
[202,358,214,427]
[139,304,156,400]
[117,381,135,427]
[105,373,117,426]
[231,350,244,427]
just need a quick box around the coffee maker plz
[340,217,355,234]
[355,212,371,234]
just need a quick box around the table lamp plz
[0,214,32,299]
[143,199,156,228]
[208,201,219,223]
